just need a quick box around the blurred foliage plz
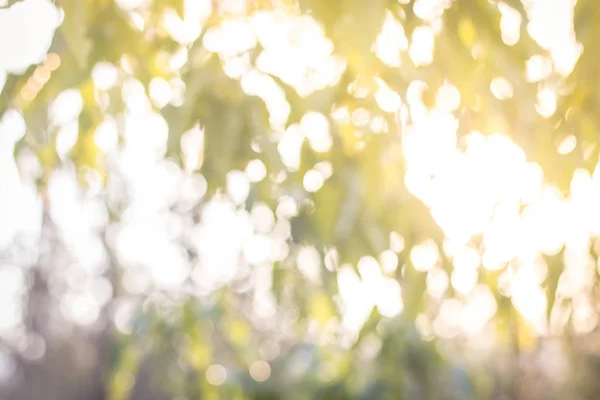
[3,0,600,399]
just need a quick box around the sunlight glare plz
[373,11,408,68]
[410,239,439,272]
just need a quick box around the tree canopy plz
[1,0,600,399]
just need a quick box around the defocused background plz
[1,0,600,398]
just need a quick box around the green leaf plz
[57,0,92,70]
[335,0,387,75]
[153,0,186,19]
